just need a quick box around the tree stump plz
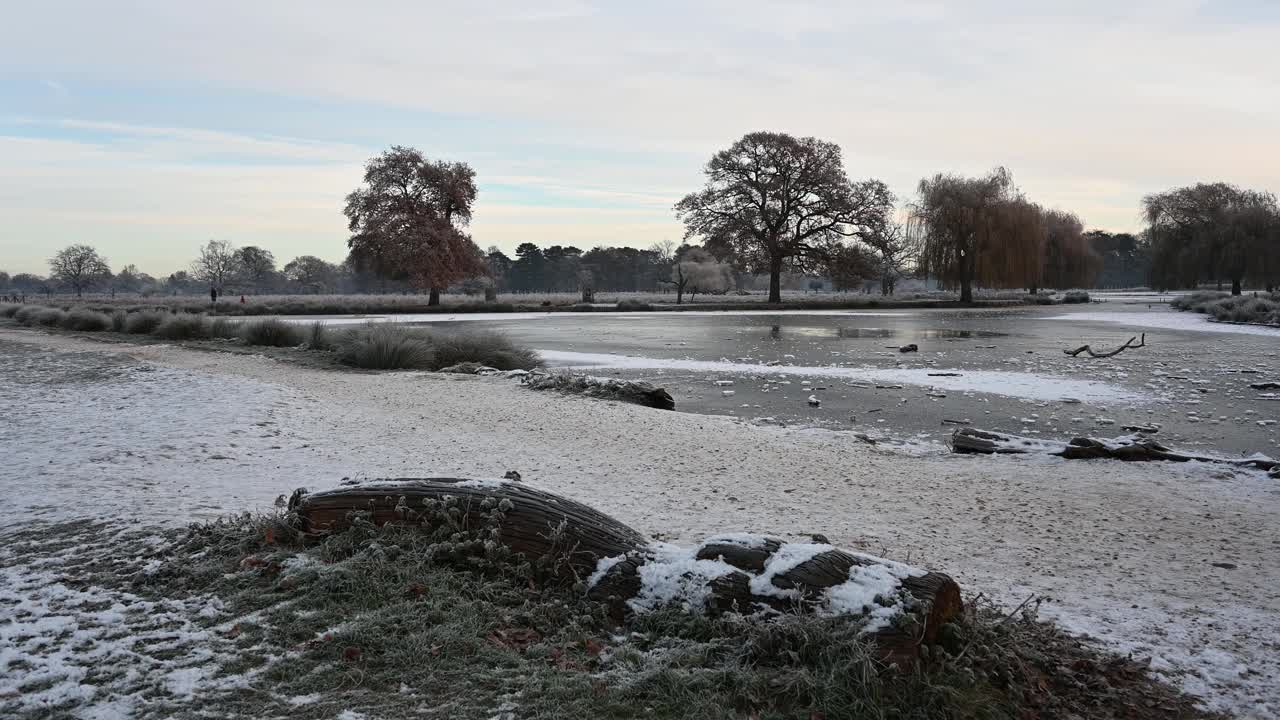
[289,479,963,665]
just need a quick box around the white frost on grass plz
[0,561,263,717]
[538,350,1143,403]
[1050,310,1280,337]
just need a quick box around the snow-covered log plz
[586,535,962,666]
[951,428,1279,476]
[521,372,675,410]
[288,479,962,664]
[290,479,646,572]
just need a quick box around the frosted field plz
[1,326,1279,717]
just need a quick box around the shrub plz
[154,314,213,340]
[1061,291,1090,304]
[13,306,44,325]
[239,318,305,347]
[110,310,127,332]
[125,311,165,334]
[616,299,653,311]
[0,304,19,318]
[1170,291,1227,312]
[335,324,435,369]
[1023,294,1056,305]
[209,316,239,339]
[60,308,113,331]
[306,321,332,350]
[33,308,67,327]
[426,329,542,371]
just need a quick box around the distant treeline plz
[8,136,1276,301]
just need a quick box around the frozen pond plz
[391,304,1280,457]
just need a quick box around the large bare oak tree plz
[675,132,894,303]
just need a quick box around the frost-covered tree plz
[49,244,110,297]
[191,239,238,292]
[676,131,894,303]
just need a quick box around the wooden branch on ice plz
[289,479,963,665]
[1064,333,1146,358]
[950,427,1278,476]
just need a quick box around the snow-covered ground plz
[2,327,1278,718]
[1051,310,1280,337]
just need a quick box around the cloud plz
[0,1,1276,273]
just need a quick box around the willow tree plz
[344,147,485,304]
[1144,183,1279,294]
[675,132,894,303]
[974,196,1045,293]
[1040,209,1099,290]
[911,167,1020,303]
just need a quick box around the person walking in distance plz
[210,286,218,304]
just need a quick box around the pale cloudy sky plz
[1,0,1277,275]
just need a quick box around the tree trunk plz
[290,479,963,665]
[768,255,783,303]
[1231,277,1242,296]
[959,277,973,304]
[951,428,1278,476]
[428,288,441,305]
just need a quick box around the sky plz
[1,0,1277,277]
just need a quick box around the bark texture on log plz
[291,478,646,573]
[951,428,1278,474]
[289,479,964,665]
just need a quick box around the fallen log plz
[1064,333,1145,358]
[289,479,962,665]
[951,427,1278,475]
[1249,381,1280,391]
[521,372,675,410]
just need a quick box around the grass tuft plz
[110,310,127,332]
[153,314,213,340]
[426,329,542,371]
[59,308,113,331]
[239,318,305,347]
[124,311,165,334]
[305,321,332,350]
[335,324,435,369]
[209,316,239,339]
[33,308,68,327]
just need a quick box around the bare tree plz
[49,244,110,297]
[676,132,894,303]
[864,223,920,295]
[191,239,239,292]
